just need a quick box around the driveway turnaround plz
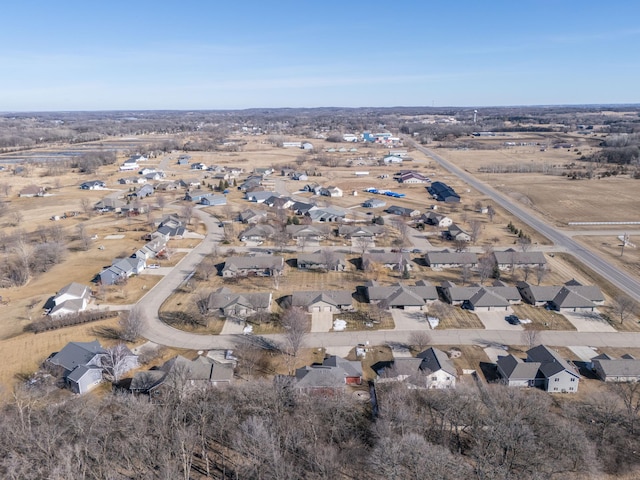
[563,311,616,332]
[475,311,524,331]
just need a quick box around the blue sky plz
[1,1,638,111]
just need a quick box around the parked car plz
[148,264,160,269]
[505,315,521,325]
[412,248,422,253]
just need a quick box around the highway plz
[411,141,640,302]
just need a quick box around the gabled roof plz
[291,290,353,308]
[48,340,104,372]
[222,256,284,272]
[372,357,423,378]
[527,345,579,378]
[593,359,640,378]
[417,347,457,377]
[295,355,362,389]
[207,287,272,311]
[425,250,478,265]
[366,281,438,305]
[297,252,346,268]
[56,282,90,301]
[493,249,547,265]
[467,287,510,308]
[497,354,541,381]
[551,287,595,309]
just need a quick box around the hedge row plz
[27,310,119,333]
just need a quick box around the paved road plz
[411,141,640,302]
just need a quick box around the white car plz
[148,264,159,269]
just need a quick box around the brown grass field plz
[511,304,576,331]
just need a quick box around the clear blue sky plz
[1,1,638,111]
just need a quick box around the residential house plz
[425,250,478,269]
[295,355,362,393]
[19,185,46,197]
[46,340,105,394]
[139,167,157,176]
[200,194,227,206]
[297,252,346,271]
[119,176,146,185]
[372,357,424,383]
[155,215,185,238]
[155,181,179,192]
[492,249,547,270]
[592,355,640,382]
[184,189,213,202]
[303,183,322,195]
[238,224,277,242]
[177,155,190,165]
[445,223,471,242]
[290,290,354,312]
[463,287,511,311]
[130,355,234,395]
[365,280,438,310]
[320,186,343,197]
[99,256,146,285]
[383,154,403,164]
[119,158,139,171]
[438,281,481,306]
[362,198,387,208]
[206,287,272,318]
[178,178,202,189]
[144,171,165,181]
[129,184,154,198]
[386,205,420,217]
[221,256,284,277]
[338,224,385,239]
[135,236,168,259]
[49,282,91,318]
[291,172,308,181]
[94,197,125,212]
[428,181,460,203]
[80,180,106,190]
[302,142,314,150]
[254,167,273,176]
[245,191,276,203]
[286,224,332,245]
[421,211,453,228]
[362,252,412,272]
[306,207,345,223]
[398,171,429,183]
[415,348,458,389]
[389,150,408,158]
[291,201,316,215]
[238,209,267,224]
[191,162,207,170]
[264,195,294,209]
[498,345,579,392]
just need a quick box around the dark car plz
[505,315,521,325]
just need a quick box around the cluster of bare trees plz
[2,378,640,479]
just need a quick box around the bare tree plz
[156,194,166,213]
[77,223,92,251]
[280,307,309,374]
[181,204,194,225]
[521,265,532,282]
[99,343,136,384]
[487,205,496,222]
[611,295,638,325]
[460,264,472,285]
[120,305,144,342]
[321,248,337,271]
[453,238,467,252]
[469,220,482,244]
[196,255,218,281]
[611,382,640,435]
[0,183,12,197]
[409,331,431,352]
[518,236,532,252]
[521,328,541,348]
[79,197,92,216]
[477,254,496,284]
[535,264,550,285]
[392,218,409,247]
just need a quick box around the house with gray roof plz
[362,198,387,208]
[516,282,562,306]
[80,180,106,190]
[238,208,267,224]
[95,197,125,212]
[286,224,332,245]
[338,224,385,239]
[206,287,272,318]
[425,250,478,269]
[492,249,547,270]
[306,207,345,222]
[371,357,424,383]
[498,345,580,392]
[99,256,146,285]
[290,290,354,313]
[366,280,438,310]
[549,286,597,312]
[463,287,511,311]
[592,354,640,382]
[200,194,227,206]
[129,184,154,198]
[295,355,362,393]
[49,282,91,318]
[438,281,480,305]
[221,256,284,277]
[245,190,276,203]
[362,252,412,271]
[445,223,471,242]
[239,224,277,242]
[421,211,453,228]
[297,252,346,271]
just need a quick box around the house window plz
[571,378,576,382]
[431,376,437,381]
[553,387,558,391]
[555,378,559,382]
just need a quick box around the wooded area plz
[2,379,639,479]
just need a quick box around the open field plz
[433,307,485,329]
[574,235,640,287]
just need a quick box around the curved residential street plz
[411,141,640,302]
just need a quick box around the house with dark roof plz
[80,180,106,190]
[463,287,511,311]
[286,224,332,245]
[297,252,346,271]
[398,171,429,184]
[498,345,579,392]
[415,347,458,389]
[365,280,438,310]
[549,286,598,312]
[445,223,471,242]
[371,357,424,383]
[306,207,345,222]
[295,355,362,393]
[221,256,284,277]
[516,282,562,307]
[129,184,154,198]
[438,281,480,306]
[206,287,272,318]
[428,181,460,203]
[19,185,46,197]
[290,290,353,313]
[99,256,146,285]
[425,250,478,269]
[338,224,385,239]
[421,211,452,228]
[386,205,420,217]
[238,209,267,224]
[362,197,387,208]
